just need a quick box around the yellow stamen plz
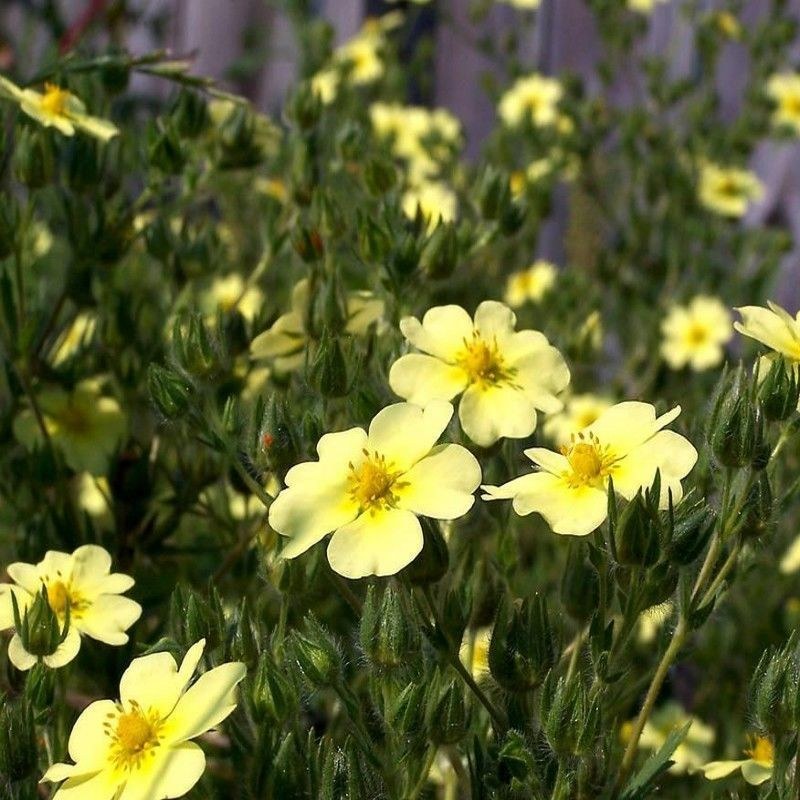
[44,578,87,619]
[562,433,615,486]
[40,83,71,117]
[457,334,515,388]
[685,323,709,346]
[348,450,407,513]
[744,736,774,766]
[105,703,162,771]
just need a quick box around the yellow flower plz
[250,278,384,372]
[734,302,800,363]
[459,627,492,680]
[42,639,246,799]
[543,393,614,447]
[698,162,764,217]
[627,0,669,12]
[0,75,118,141]
[482,401,697,536]
[660,295,733,371]
[402,181,458,232]
[504,261,558,307]
[74,473,113,524]
[766,73,800,134]
[636,601,672,643]
[781,534,800,573]
[623,702,715,774]
[713,11,742,39]
[311,68,340,104]
[497,0,541,8]
[201,273,264,322]
[269,401,481,579]
[498,74,562,128]
[0,545,141,671]
[700,735,774,786]
[390,301,570,447]
[50,313,97,366]
[13,379,126,475]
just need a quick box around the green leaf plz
[620,721,691,800]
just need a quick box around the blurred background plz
[2,0,799,304]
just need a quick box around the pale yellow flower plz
[390,301,570,447]
[700,736,774,786]
[13,379,126,475]
[498,74,562,128]
[661,296,733,371]
[50,313,97,366]
[311,68,340,104]
[482,402,697,536]
[0,545,141,671]
[459,627,491,679]
[250,278,384,372]
[269,401,481,579]
[766,73,800,134]
[42,639,246,799]
[0,75,118,141]
[402,181,458,232]
[75,473,113,523]
[497,0,541,8]
[735,302,800,363]
[543,393,614,447]
[698,162,764,217]
[713,11,742,39]
[622,702,714,774]
[504,261,558,307]
[781,535,800,573]
[627,0,669,12]
[335,32,384,85]
[201,273,264,322]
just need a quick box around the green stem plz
[698,539,742,608]
[406,746,437,800]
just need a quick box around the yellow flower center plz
[40,83,71,117]
[106,703,162,771]
[46,581,70,615]
[56,402,92,435]
[457,334,515,388]
[575,410,601,429]
[348,451,408,513]
[43,578,87,620]
[716,177,744,198]
[782,95,800,117]
[685,322,709,346]
[562,433,615,487]
[744,736,774,766]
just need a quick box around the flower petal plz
[482,472,607,536]
[700,760,748,780]
[76,595,142,645]
[473,301,517,343]
[399,305,474,361]
[8,633,37,671]
[523,447,570,475]
[165,662,246,743]
[367,401,453,471]
[735,304,800,359]
[741,760,773,786]
[6,562,41,593]
[388,353,468,405]
[586,402,681,457]
[118,742,205,800]
[43,626,82,669]
[49,767,119,800]
[327,509,423,578]
[66,700,118,765]
[459,384,537,447]
[399,444,480,519]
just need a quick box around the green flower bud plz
[172,313,219,380]
[750,643,793,736]
[217,106,263,170]
[13,128,55,188]
[24,663,55,711]
[336,122,365,162]
[441,584,473,647]
[251,653,296,724]
[171,89,209,138]
[315,190,347,240]
[499,199,527,236]
[0,696,37,781]
[258,394,299,478]
[758,357,799,422]
[148,364,192,420]
[148,123,186,174]
[426,676,470,746]
[14,588,65,659]
[363,156,397,196]
[0,195,19,260]
[710,366,760,467]
[666,502,716,566]
[292,227,325,263]
[308,330,348,398]
[740,473,773,540]
[476,166,511,221]
[420,222,459,279]
[289,136,316,205]
[389,681,429,743]
[489,594,556,692]
[289,615,342,687]
[400,518,449,585]
[614,491,660,567]
[286,81,323,131]
[540,672,599,757]
[100,58,130,94]
[144,217,174,262]
[560,542,599,623]
[359,584,419,671]
[167,583,225,650]
[641,561,679,608]
[388,233,420,281]
[357,213,391,263]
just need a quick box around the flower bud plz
[499,199,527,236]
[251,653,296,724]
[476,166,511,221]
[710,366,760,467]
[357,213,391,263]
[100,57,130,94]
[426,676,470,746]
[24,663,55,711]
[758,357,800,422]
[289,615,341,687]
[286,81,323,131]
[359,585,419,671]
[148,364,192,419]
[321,737,377,800]
[750,643,793,736]
[363,156,397,196]
[441,584,473,647]
[388,233,420,280]
[171,89,209,138]
[308,330,348,398]
[14,588,64,659]
[489,594,556,692]
[13,128,55,188]
[613,491,660,567]
[740,473,773,540]
[292,227,325,263]
[420,222,459,279]
[167,583,225,650]
[144,216,174,262]
[336,122,365,162]
[217,106,263,170]
[666,502,716,566]
[400,518,449,585]
[257,394,299,477]
[173,313,219,380]
[148,123,186,174]
[0,195,19,260]
[0,696,37,781]
[389,681,428,743]
[560,542,599,623]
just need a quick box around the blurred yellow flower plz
[0,545,141,670]
[250,278,384,372]
[13,379,126,475]
[0,75,118,141]
[735,302,800,362]
[543,393,614,447]
[50,313,96,366]
[311,68,340,104]
[627,0,669,12]
[498,73,562,128]
[402,181,458,232]
[389,301,570,447]
[698,162,764,217]
[459,627,491,679]
[201,273,264,322]
[42,639,246,799]
[498,0,541,8]
[504,260,558,307]
[269,401,481,579]
[622,702,714,774]
[700,736,774,786]
[660,295,733,371]
[713,11,742,39]
[766,73,800,134]
[483,402,697,536]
